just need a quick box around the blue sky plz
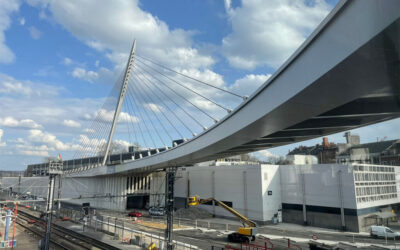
[0,0,399,170]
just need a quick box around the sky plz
[0,0,399,170]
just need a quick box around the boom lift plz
[188,195,257,242]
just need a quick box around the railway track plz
[16,209,121,250]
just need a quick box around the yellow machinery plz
[188,195,257,242]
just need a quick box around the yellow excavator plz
[188,195,257,243]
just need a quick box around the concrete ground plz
[93,207,400,249]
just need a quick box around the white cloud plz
[41,0,214,70]
[0,73,60,97]
[62,119,81,128]
[19,150,49,157]
[0,80,33,96]
[28,129,71,151]
[19,17,25,26]
[113,139,130,152]
[28,26,42,39]
[0,116,42,129]
[71,67,99,83]
[0,1,19,64]
[16,141,52,157]
[251,149,278,162]
[78,134,106,152]
[0,129,6,147]
[222,0,331,69]
[95,60,100,67]
[88,109,139,123]
[229,74,271,96]
[63,57,73,65]
[144,103,163,113]
[84,128,95,134]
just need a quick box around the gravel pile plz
[175,206,213,220]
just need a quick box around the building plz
[280,164,398,232]
[287,137,338,164]
[287,132,400,166]
[381,141,400,165]
[150,161,400,232]
[337,137,400,165]
[0,171,25,177]
[285,155,317,165]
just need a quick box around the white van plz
[370,226,400,239]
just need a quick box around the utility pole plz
[165,168,175,250]
[17,175,21,197]
[56,175,62,218]
[42,160,63,250]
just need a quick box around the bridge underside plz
[221,96,400,156]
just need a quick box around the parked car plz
[128,211,142,217]
[149,207,165,216]
[370,226,400,239]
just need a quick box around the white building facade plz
[2,162,400,232]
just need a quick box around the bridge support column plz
[165,168,175,250]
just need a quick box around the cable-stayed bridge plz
[26,0,400,177]
[5,1,400,247]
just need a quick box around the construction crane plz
[188,195,257,243]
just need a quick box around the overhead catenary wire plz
[135,61,219,123]
[136,54,245,99]
[133,66,198,135]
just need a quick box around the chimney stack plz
[322,137,329,147]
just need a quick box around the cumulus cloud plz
[0,129,6,147]
[38,0,214,70]
[71,67,99,83]
[19,17,25,26]
[88,109,139,123]
[0,80,33,96]
[0,117,42,129]
[16,142,51,157]
[229,74,271,96]
[63,119,81,128]
[222,0,331,69]
[28,129,71,151]
[0,1,19,64]
[0,73,60,97]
